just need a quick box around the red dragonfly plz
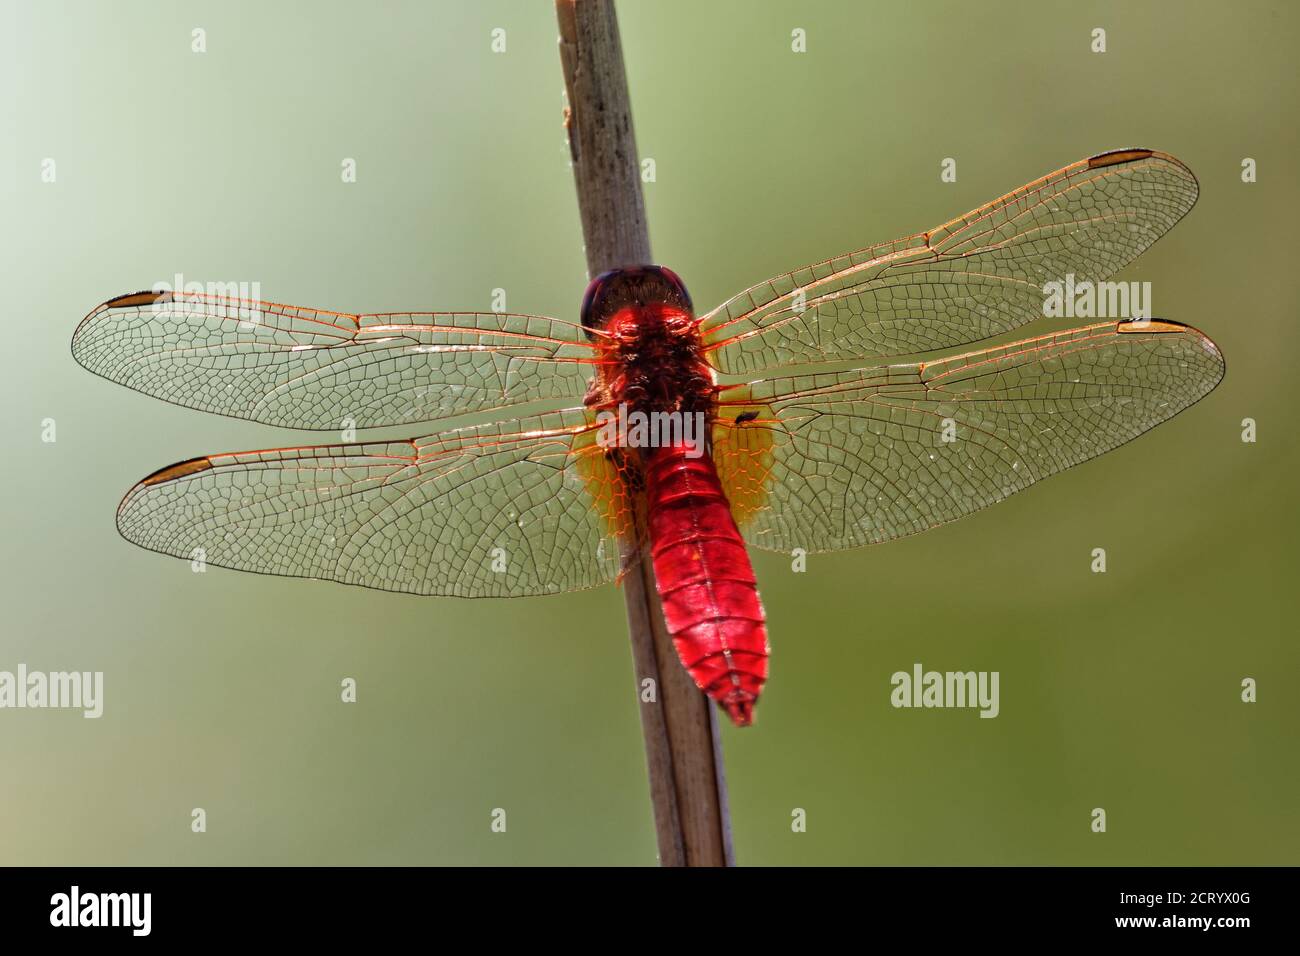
[72,148,1223,726]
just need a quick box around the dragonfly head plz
[580,265,694,340]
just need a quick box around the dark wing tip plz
[1113,317,1225,387]
[1087,147,1197,193]
[118,456,217,548]
[139,456,214,487]
[103,290,171,309]
[1115,317,1193,334]
[1088,147,1156,169]
[73,290,170,359]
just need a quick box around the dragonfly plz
[72,148,1223,727]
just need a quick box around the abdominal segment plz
[642,443,769,726]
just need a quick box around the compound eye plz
[580,271,616,341]
[654,266,693,314]
[579,265,694,341]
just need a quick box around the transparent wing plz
[72,291,597,429]
[116,409,640,596]
[702,149,1199,374]
[711,319,1223,552]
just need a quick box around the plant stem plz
[555,0,733,867]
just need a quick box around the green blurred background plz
[2,0,1296,865]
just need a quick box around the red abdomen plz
[643,443,769,726]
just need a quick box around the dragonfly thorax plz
[580,266,714,418]
[588,302,714,418]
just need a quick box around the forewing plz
[72,291,596,429]
[712,320,1223,552]
[702,149,1199,374]
[116,409,637,596]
